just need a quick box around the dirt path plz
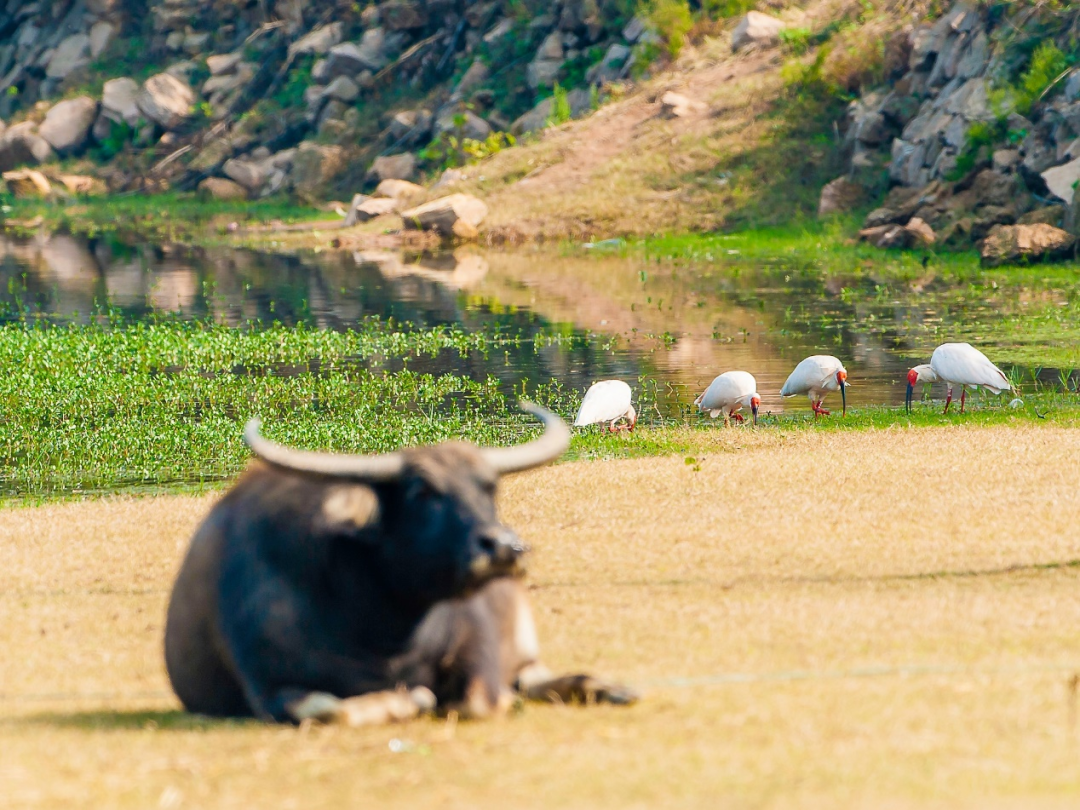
[3,426,1080,808]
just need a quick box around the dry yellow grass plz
[4,426,1080,808]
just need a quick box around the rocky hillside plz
[0,0,652,201]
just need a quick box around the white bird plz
[780,355,848,417]
[695,371,761,426]
[906,342,1011,414]
[574,380,637,432]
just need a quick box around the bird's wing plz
[697,372,755,411]
[781,358,829,396]
[574,381,632,425]
[932,344,1010,391]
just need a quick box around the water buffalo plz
[164,404,636,725]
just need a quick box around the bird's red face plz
[907,368,920,386]
[836,370,847,385]
[836,371,847,416]
[750,395,761,426]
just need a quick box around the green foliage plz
[779,27,813,56]
[418,130,517,171]
[549,83,572,126]
[640,0,693,58]
[947,119,1005,181]
[89,120,135,162]
[990,41,1071,117]
[700,0,754,17]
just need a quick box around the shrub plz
[641,0,694,58]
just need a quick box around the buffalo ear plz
[317,485,380,536]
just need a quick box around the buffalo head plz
[241,403,570,607]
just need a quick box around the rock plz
[818,177,864,217]
[483,18,514,44]
[101,78,143,127]
[992,149,1020,173]
[0,123,55,172]
[536,32,564,61]
[323,75,360,102]
[166,32,184,52]
[586,43,630,85]
[401,193,489,239]
[136,73,195,130]
[859,224,913,249]
[53,174,104,195]
[291,142,346,200]
[370,152,417,182]
[46,33,91,79]
[380,0,428,30]
[432,167,466,190]
[207,52,243,75]
[2,168,53,198]
[38,97,98,154]
[288,23,343,57]
[511,88,592,134]
[904,216,936,245]
[980,223,1075,267]
[375,178,424,200]
[326,34,389,77]
[184,33,210,55]
[222,158,268,192]
[202,64,254,97]
[388,108,434,144]
[460,110,492,141]
[623,17,647,43]
[197,177,248,200]
[731,11,786,52]
[1018,206,1065,228]
[1065,69,1080,103]
[452,59,490,101]
[89,21,116,59]
[660,91,706,118]
[344,195,399,225]
[527,58,562,89]
[1041,157,1080,204]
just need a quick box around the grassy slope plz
[4,426,1080,808]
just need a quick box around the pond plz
[2,233,1076,419]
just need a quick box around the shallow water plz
[0,234,1074,417]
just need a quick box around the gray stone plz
[527,58,562,89]
[46,33,91,79]
[483,18,514,44]
[859,224,914,249]
[905,216,936,245]
[818,177,864,218]
[623,17,647,43]
[184,33,210,55]
[956,29,988,80]
[401,193,489,239]
[536,32,564,62]
[943,115,967,149]
[370,152,417,182]
[381,0,428,30]
[1065,70,1080,103]
[388,108,433,144]
[731,11,786,52]
[586,43,630,85]
[222,158,268,192]
[38,97,98,154]
[288,23,343,57]
[992,149,1020,173]
[291,142,347,200]
[375,179,424,200]
[323,75,360,102]
[207,52,243,76]
[459,110,492,141]
[1022,135,1058,176]
[452,59,489,102]
[136,73,195,130]
[89,21,116,59]
[326,32,388,78]
[1041,157,1080,204]
[0,122,55,172]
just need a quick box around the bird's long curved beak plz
[905,382,913,414]
[841,382,847,417]
[751,403,759,426]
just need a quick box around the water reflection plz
[0,234,1068,415]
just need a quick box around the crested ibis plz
[906,342,1011,414]
[695,371,761,426]
[780,355,848,417]
[574,380,637,432]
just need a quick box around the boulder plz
[623,16,647,43]
[89,21,117,59]
[374,178,424,200]
[326,35,388,77]
[291,142,347,200]
[859,224,913,249]
[1041,157,1080,205]
[2,169,52,198]
[46,33,91,79]
[370,152,417,182]
[380,0,428,30]
[38,97,99,154]
[344,195,399,225]
[323,75,360,102]
[102,78,143,126]
[452,59,490,101]
[586,43,630,85]
[0,123,55,172]
[1018,206,1065,228]
[207,52,243,75]
[388,108,434,144]
[136,73,195,130]
[222,158,268,192]
[198,177,249,200]
[53,174,104,195]
[511,88,591,135]
[527,58,562,89]
[731,11,786,52]
[904,216,936,246]
[287,23,343,57]
[660,91,706,118]
[402,193,489,239]
[818,177,864,217]
[980,224,1075,267]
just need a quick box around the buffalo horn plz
[243,419,406,481]
[481,402,571,474]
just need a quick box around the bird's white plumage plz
[780,355,847,399]
[929,343,1010,394]
[574,380,633,426]
[695,371,759,418]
